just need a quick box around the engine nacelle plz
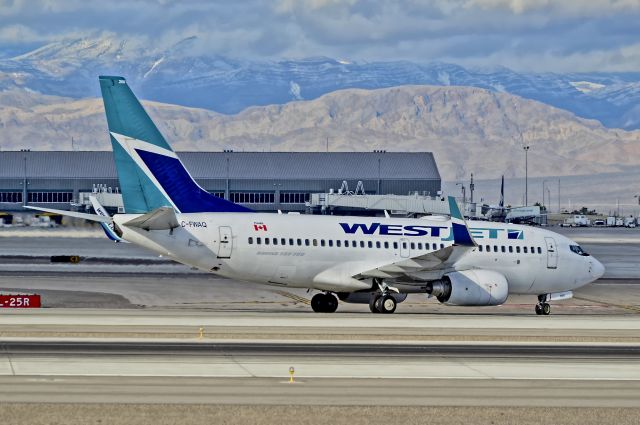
[337,292,408,304]
[426,269,508,306]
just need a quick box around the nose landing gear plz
[535,294,551,316]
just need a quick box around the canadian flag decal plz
[253,223,268,231]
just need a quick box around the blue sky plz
[1,0,639,72]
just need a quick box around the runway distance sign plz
[0,294,41,308]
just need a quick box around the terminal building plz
[0,151,441,215]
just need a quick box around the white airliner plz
[27,76,605,315]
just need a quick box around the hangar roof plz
[0,151,440,180]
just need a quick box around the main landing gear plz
[311,292,339,313]
[369,278,398,314]
[369,293,397,314]
[535,294,551,316]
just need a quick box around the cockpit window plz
[569,245,589,256]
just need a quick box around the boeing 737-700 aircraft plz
[28,76,605,315]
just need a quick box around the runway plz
[1,229,640,424]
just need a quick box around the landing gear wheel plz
[325,293,338,313]
[535,304,543,315]
[311,293,338,313]
[369,295,381,313]
[541,303,551,315]
[377,294,397,314]
[311,293,324,312]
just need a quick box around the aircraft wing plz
[355,197,476,281]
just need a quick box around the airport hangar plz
[0,150,441,215]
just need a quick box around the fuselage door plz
[217,226,233,258]
[399,238,410,258]
[544,237,558,269]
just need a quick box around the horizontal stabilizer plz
[123,207,179,230]
[24,206,111,223]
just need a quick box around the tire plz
[535,304,542,315]
[369,295,381,313]
[311,294,325,313]
[325,294,338,313]
[379,295,397,314]
[542,303,551,315]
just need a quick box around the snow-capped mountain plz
[1,35,639,129]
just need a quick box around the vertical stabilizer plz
[98,76,251,214]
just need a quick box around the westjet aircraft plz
[28,76,605,315]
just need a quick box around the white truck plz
[624,216,636,228]
[561,214,591,227]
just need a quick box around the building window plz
[209,191,225,198]
[0,192,22,203]
[230,192,275,204]
[28,192,73,203]
[279,192,311,204]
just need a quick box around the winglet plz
[447,196,476,247]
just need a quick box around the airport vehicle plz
[624,216,636,228]
[27,76,605,316]
[561,214,590,227]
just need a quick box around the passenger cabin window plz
[509,246,513,253]
[393,242,398,249]
[402,242,407,249]
[538,247,542,254]
[265,238,270,245]
[501,246,506,253]
[305,239,310,246]
[368,241,373,248]
[376,241,381,249]
[281,238,286,245]
[248,237,253,244]
[478,245,483,252]
[313,239,317,246]
[493,245,498,253]
[257,237,262,245]
[523,246,528,253]
[328,240,333,247]
[410,243,415,250]
[384,242,389,249]
[516,246,520,253]
[417,243,423,250]
[351,241,357,248]
[320,240,325,247]
[297,239,302,246]
[336,240,341,247]
[272,238,277,246]
[432,243,437,250]
[360,241,365,248]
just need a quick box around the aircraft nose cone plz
[591,258,605,280]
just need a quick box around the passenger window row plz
[247,237,446,251]
[477,245,543,254]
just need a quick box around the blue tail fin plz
[447,196,475,247]
[98,75,251,214]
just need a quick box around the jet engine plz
[426,269,508,306]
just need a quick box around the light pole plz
[523,145,530,206]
